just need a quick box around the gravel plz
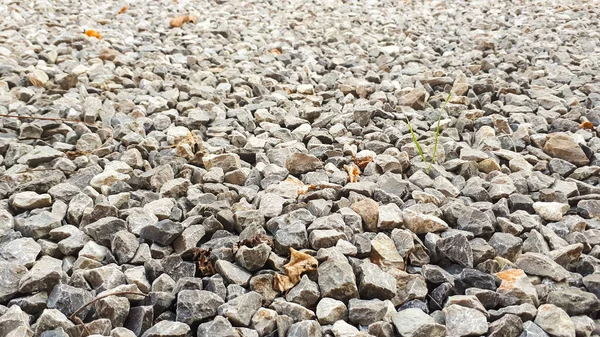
[1,0,600,336]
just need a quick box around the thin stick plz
[69,291,147,322]
[0,113,107,130]
[74,316,92,337]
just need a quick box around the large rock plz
[392,308,446,337]
[317,258,359,302]
[175,290,224,326]
[443,304,489,337]
[543,133,589,166]
[285,153,323,175]
[218,291,262,327]
[534,304,575,337]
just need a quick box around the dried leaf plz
[273,273,295,293]
[117,6,128,14]
[580,121,595,130]
[271,48,282,55]
[344,163,360,183]
[352,154,373,169]
[193,248,215,276]
[66,150,90,160]
[85,30,101,39]
[273,248,319,293]
[170,15,197,28]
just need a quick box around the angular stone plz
[403,211,449,234]
[84,217,127,246]
[111,230,139,264]
[197,315,236,337]
[436,234,473,267]
[140,320,190,337]
[533,202,569,221]
[251,308,278,337]
[371,232,405,271]
[543,133,589,166]
[47,284,93,320]
[443,304,488,337]
[488,314,523,337]
[358,261,397,300]
[534,304,575,337]
[285,153,323,175]
[175,290,224,326]
[287,320,322,337]
[139,219,183,246]
[0,261,27,302]
[12,191,52,209]
[218,291,262,327]
[19,256,63,293]
[546,287,600,316]
[348,298,387,326]
[496,269,539,306]
[95,295,130,327]
[316,298,347,325]
[392,308,446,337]
[351,198,379,232]
[215,260,252,286]
[286,275,320,307]
[515,253,570,281]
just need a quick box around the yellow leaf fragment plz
[273,248,319,292]
[170,15,197,28]
[344,163,360,183]
[85,30,102,39]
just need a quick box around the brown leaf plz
[170,15,197,28]
[117,6,128,14]
[580,121,595,130]
[273,248,319,293]
[193,248,215,276]
[273,273,295,293]
[352,154,373,169]
[85,30,101,39]
[344,163,360,183]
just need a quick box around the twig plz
[74,316,92,337]
[68,291,147,322]
[0,113,108,130]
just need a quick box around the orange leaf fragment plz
[580,121,595,130]
[85,30,102,39]
[271,48,281,55]
[273,248,319,292]
[117,6,128,14]
[352,154,373,169]
[170,15,197,28]
[344,163,360,183]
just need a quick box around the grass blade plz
[427,92,452,172]
[406,116,426,162]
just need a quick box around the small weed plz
[405,92,452,173]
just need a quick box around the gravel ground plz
[1,0,600,336]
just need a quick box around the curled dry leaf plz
[170,15,197,28]
[273,248,319,292]
[192,248,215,276]
[85,30,101,39]
[580,121,595,130]
[344,163,360,183]
[117,6,128,14]
[352,153,373,169]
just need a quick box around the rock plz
[111,230,139,264]
[0,237,41,267]
[351,198,379,232]
[436,234,473,267]
[533,202,569,221]
[403,211,449,234]
[392,308,446,337]
[95,295,130,327]
[348,298,387,326]
[124,306,153,336]
[203,153,242,173]
[19,211,61,239]
[12,191,52,209]
[534,304,575,337]
[520,321,550,337]
[175,290,224,326]
[251,308,278,336]
[19,256,63,293]
[0,261,27,302]
[371,232,405,271]
[515,253,570,281]
[489,233,523,261]
[496,269,539,306]
[358,261,397,300]
[215,260,252,286]
[543,133,589,166]
[286,275,320,307]
[316,298,348,325]
[139,219,183,246]
[218,291,262,327]
[235,243,271,272]
[32,309,75,336]
[546,287,600,316]
[285,153,323,175]
[317,257,359,302]
[196,316,236,337]
[141,320,191,337]
[488,314,523,337]
[47,284,93,320]
[287,320,322,337]
[443,304,489,337]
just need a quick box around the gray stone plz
[95,295,130,327]
[515,253,570,281]
[287,320,322,337]
[251,308,278,337]
[111,230,139,264]
[520,321,550,337]
[141,320,191,337]
[286,275,320,307]
[139,219,183,246]
[317,258,359,302]
[197,315,236,337]
[175,290,224,326]
[358,261,397,300]
[443,304,488,337]
[436,234,473,267]
[348,298,388,326]
[215,260,252,286]
[392,308,446,337]
[218,291,262,327]
[12,191,52,209]
[47,284,93,320]
[84,217,127,246]
[19,256,64,293]
[316,298,347,325]
[534,304,575,337]
[546,287,600,316]
[235,243,271,272]
[285,153,323,175]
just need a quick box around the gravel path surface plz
[1,0,600,336]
